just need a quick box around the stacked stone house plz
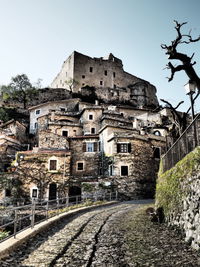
[1,52,169,202]
[0,119,27,172]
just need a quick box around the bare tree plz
[16,161,52,201]
[161,20,200,89]
[161,21,200,137]
[15,158,70,201]
[160,99,187,138]
[65,78,79,91]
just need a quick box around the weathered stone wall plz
[50,51,159,109]
[51,52,74,89]
[69,137,100,179]
[0,135,22,172]
[110,138,163,199]
[156,147,200,250]
[38,130,69,149]
[16,150,71,199]
[81,108,102,135]
[29,99,80,134]
[48,123,83,137]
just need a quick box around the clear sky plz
[0,0,199,112]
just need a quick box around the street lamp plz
[184,80,197,146]
[184,80,196,120]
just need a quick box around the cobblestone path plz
[0,200,151,267]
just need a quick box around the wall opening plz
[121,166,128,176]
[49,183,57,200]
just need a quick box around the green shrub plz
[0,230,10,240]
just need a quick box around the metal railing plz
[162,113,200,172]
[0,192,118,243]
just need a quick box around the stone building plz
[51,51,159,109]
[6,98,168,202]
[99,127,165,199]
[29,99,80,134]
[0,52,174,202]
[15,148,71,201]
[0,120,27,172]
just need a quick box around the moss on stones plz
[156,147,200,216]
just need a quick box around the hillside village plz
[0,51,178,203]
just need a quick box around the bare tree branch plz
[161,21,200,91]
[167,62,186,82]
[160,99,187,137]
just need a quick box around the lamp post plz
[184,80,197,146]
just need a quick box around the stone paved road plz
[0,200,152,267]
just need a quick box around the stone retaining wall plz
[156,147,200,250]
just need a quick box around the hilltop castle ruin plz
[51,51,159,109]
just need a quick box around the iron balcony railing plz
[162,113,200,173]
[0,192,118,243]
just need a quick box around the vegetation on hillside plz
[156,147,200,215]
[0,74,39,109]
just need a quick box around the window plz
[83,142,98,152]
[100,81,103,86]
[49,160,57,171]
[104,70,107,76]
[62,130,68,137]
[4,164,10,172]
[82,83,85,86]
[66,72,67,77]
[82,75,85,79]
[35,110,40,115]
[89,114,93,120]
[121,166,128,176]
[114,84,116,89]
[35,122,38,129]
[117,143,131,153]
[77,162,84,171]
[87,143,94,152]
[153,147,161,159]
[91,127,96,134]
[32,189,38,198]
[154,130,161,136]
[60,80,62,84]
[90,67,93,72]
[113,72,116,78]
[5,189,11,197]
[109,165,114,176]
[60,108,65,112]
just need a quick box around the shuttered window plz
[49,160,57,170]
[83,142,86,152]
[117,143,131,153]
[94,142,97,152]
[83,142,98,152]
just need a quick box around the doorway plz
[49,183,57,200]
